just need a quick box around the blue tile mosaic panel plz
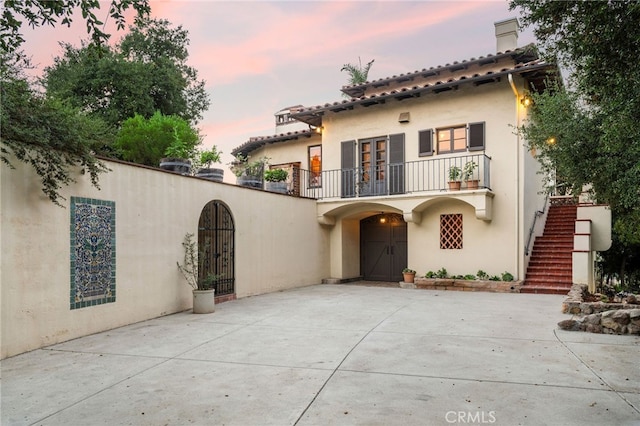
[70,197,116,309]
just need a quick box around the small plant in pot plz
[402,268,416,283]
[448,166,461,190]
[195,146,224,182]
[161,135,194,175]
[231,154,269,189]
[177,233,216,314]
[463,161,479,189]
[264,168,289,193]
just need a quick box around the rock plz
[601,314,622,332]
[558,319,583,331]
[627,294,637,304]
[583,313,601,325]
[626,323,640,335]
[612,310,630,325]
[585,324,603,334]
[628,309,640,320]
[580,303,594,315]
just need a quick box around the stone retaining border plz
[402,278,522,293]
[559,283,640,335]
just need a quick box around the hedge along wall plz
[1,158,330,359]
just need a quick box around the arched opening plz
[360,213,407,281]
[198,200,235,298]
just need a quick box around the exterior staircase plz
[521,203,577,294]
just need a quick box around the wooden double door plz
[360,213,407,282]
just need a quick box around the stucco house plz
[231,18,564,285]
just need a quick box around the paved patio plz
[2,284,639,425]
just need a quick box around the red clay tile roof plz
[231,129,318,157]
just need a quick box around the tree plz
[114,112,201,167]
[1,0,150,60]
[341,57,374,89]
[1,57,113,206]
[1,1,150,205]
[510,0,640,286]
[44,18,210,127]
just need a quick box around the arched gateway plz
[198,200,235,297]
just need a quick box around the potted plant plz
[463,161,479,189]
[448,165,461,190]
[264,168,288,194]
[176,233,216,314]
[402,268,416,283]
[195,146,224,182]
[160,136,193,175]
[232,154,268,189]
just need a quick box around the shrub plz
[501,271,514,282]
[463,274,476,280]
[436,268,448,279]
[489,275,501,281]
[425,271,436,278]
[476,270,489,280]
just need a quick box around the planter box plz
[414,278,521,293]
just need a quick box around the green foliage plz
[463,161,478,181]
[231,154,269,177]
[0,0,150,59]
[476,270,489,280]
[1,62,112,206]
[264,168,288,182]
[0,1,148,206]
[463,274,476,280]
[448,166,461,182]
[501,272,514,282]
[489,275,501,281]
[176,233,222,291]
[341,57,375,86]
[425,271,436,278]
[435,268,448,279]
[114,112,200,166]
[198,147,222,168]
[43,18,210,127]
[402,268,416,274]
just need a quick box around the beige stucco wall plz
[1,158,329,359]
[311,78,541,280]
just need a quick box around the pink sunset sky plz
[22,0,535,167]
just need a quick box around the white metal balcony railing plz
[296,154,491,200]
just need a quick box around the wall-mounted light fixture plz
[309,125,323,134]
[521,95,532,107]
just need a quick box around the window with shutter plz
[418,129,433,156]
[468,122,485,151]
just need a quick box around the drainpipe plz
[508,73,521,281]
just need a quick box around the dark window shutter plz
[388,134,405,194]
[388,133,404,164]
[341,140,356,198]
[419,129,433,156]
[468,122,485,151]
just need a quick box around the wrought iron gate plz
[198,200,235,296]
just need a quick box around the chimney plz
[495,18,519,52]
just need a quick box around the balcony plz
[296,153,491,201]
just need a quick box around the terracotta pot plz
[448,181,461,191]
[466,180,479,190]
[403,272,416,283]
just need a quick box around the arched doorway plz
[198,200,235,297]
[360,213,407,281]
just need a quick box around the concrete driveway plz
[2,284,639,425]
